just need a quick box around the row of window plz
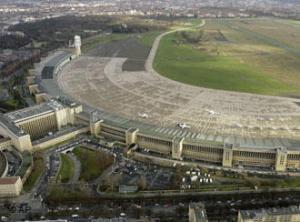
[137,136,172,147]
[287,154,300,161]
[101,131,125,143]
[183,144,223,154]
[18,114,57,140]
[101,126,125,137]
[233,151,276,159]
[183,150,222,162]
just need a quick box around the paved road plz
[145,20,206,73]
[68,153,81,183]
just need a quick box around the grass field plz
[73,147,113,181]
[57,154,74,183]
[154,18,300,96]
[138,31,161,47]
[47,184,88,203]
[23,153,44,192]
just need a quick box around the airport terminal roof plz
[4,99,64,123]
[92,109,225,147]
[41,51,71,79]
[44,51,71,68]
[0,114,25,136]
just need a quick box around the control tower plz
[74,35,81,57]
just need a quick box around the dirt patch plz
[202,29,228,42]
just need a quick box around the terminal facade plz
[0,177,23,197]
[90,118,299,172]
[0,98,84,152]
[0,79,299,173]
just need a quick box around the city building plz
[0,98,83,152]
[189,202,208,222]
[0,177,23,197]
[238,206,300,222]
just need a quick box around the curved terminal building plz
[30,31,300,173]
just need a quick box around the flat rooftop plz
[0,114,25,136]
[45,51,71,68]
[0,177,19,185]
[4,99,65,123]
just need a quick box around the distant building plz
[0,176,22,197]
[238,206,300,222]
[189,202,208,222]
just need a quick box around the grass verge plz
[138,31,161,47]
[23,153,44,192]
[73,147,113,181]
[57,153,74,183]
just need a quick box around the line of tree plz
[0,34,31,49]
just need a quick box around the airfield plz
[55,21,300,149]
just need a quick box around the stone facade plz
[90,119,300,172]
[0,177,23,197]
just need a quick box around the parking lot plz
[98,154,175,192]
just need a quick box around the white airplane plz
[177,123,191,129]
[233,123,243,128]
[138,113,149,119]
[205,109,219,116]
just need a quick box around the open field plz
[154,18,300,96]
[57,153,74,183]
[138,31,162,47]
[73,147,113,182]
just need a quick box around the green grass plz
[138,31,161,47]
[47,184,88,203]
[154,29,297,95]
[0,99,24,111]
[73,147,114,181]
[57,154,74,183]
[248,176,300,189]
[23,153,44,192]
[153,20,300,96]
